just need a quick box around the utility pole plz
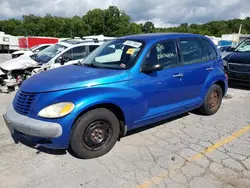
[237,24,242,45]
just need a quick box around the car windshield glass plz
[235,39,250,52]
[35,44,67,63]
[81,39,143,69]
[30,45,39,51]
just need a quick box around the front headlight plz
[38,102,75,118]
[222,60,228,66]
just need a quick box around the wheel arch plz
[72,102,127,137]
[213,80,226,96]
[202,72,228,99]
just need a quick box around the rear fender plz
[201,69,228,100]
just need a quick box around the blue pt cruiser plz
[3,33,228,159]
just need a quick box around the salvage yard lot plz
[0,86,250,188]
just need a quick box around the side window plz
[89,45,100,52]
[199,38,218,61]
[71,46,87,60]
[61,49,72,61]
[39,45,50,51]
[145,39,178,69]
[56,49,71,63]
[179,38,205,65]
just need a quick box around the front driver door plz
[131,39,189,128]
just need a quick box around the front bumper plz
[224,68,250,83]
[3,104,62,139]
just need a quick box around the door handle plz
[173,73,184,78]
[206,67,214,71]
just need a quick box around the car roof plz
[119,33,205,43]
[57,40,105,48]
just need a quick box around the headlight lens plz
[222,60,228,66]
[38,102,75,118]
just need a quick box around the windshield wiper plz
[82,63,101,68]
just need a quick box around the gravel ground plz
[0,85,250,188]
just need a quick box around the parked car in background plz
[218,45,233,58]
[3,33,228,159]
[11,44,52,59]
[223,37,250,84]
[0,35,115,93]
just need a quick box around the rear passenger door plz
[176,37,218,101]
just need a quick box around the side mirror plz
[141,63,163,73]
[56,56,63,65]
[230,47,236,52]
[56,56,69,65]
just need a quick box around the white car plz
[0,35,115,93]
[11,44,52,59]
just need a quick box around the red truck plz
[18,36,59,49]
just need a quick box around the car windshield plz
[235,39,250,52]
[81,39,144,69]
[34,44,67,63]
[30,45,39,51]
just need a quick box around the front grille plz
[228,63,250,73]
[13,90,38,115]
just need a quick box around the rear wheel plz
[198,84,223,115]
[69,108,120,159]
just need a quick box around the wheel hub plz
[208,91,219,110]
[91,128,105,144]
[83,120,112,149]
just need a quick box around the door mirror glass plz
[141,63,163,73]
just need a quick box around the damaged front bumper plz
[0,68,34,93]
[0,79,19,93]
[0,73,20,93]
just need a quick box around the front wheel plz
[198,84,223,115]
[69,108,120,159]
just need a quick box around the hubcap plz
[208,91,219,110]
[83,120,112,150]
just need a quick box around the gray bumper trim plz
[3,104,62,138]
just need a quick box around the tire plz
[198,84,223,115]
[69,108,120,159]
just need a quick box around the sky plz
[0,0,250,27]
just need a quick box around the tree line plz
[0,6,249,38]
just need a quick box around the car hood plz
[223,52,250,64]
[0,55,38,71]
[220,51,231,58]
[20,65,130,93]
[12,50,33,55]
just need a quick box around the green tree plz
[128,22,142,35]
[142,21,155,33]
[103,6,131,36]
[83,9,105,35]
[1,6,250,38]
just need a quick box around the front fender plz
[31,81,133,128]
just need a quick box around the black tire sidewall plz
[70,108,120,159]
